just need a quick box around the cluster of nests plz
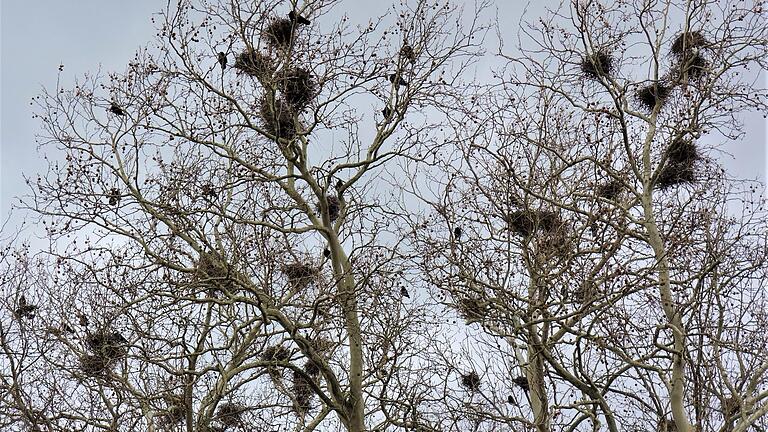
[259,345,319,414]
[655,136,699,190]
[231,14,318,142]
[580,30,711,111]
[79,330,128,377]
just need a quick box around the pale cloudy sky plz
[1,1,765,226]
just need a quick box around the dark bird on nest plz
[289,10,311,25]
[14,295,37,319]
[400,44,416,63]
[400,287,410,298]
[109,102,126,116]
[382,106,394,118]
[454,227,462,240]
[388,74,409,87]
[323,248,331,258]
[217,52,227,70]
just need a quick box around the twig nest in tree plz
[303,360,320,376]
[596,179,624,200]
[572,280,597,304]
[216,402,246,427]
[282,263,318,289]
[580,50,614,80]
[161,394,187,425]
[279,67,317,111]
[292,369,315,414]
[723,396,740,417]
[234,49,274,79]
[512,375,530,391]
[456,296,487,323]
[79,354,109,377]
[655,138,699,190]
[667,137,698,164]
[261,345,290,381]
[262,18,296,50]
[671,30,709,57]
[673,52,709,81]
[506,210,562,237]
[460,371,481,391]
[85,331,128,361]
[636,81,672,111]
[259,97,297,140]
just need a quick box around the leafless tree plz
[406,1,768,432]
[0,0,489,431]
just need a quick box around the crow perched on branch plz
[400,287,410,298]
[217,52,227,70]
[454,227,462,240]
[288,10,311,25]
[109,102,126,116]
[388,74,409,87]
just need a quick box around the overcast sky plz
[1,1,766,230]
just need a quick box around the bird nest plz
[506,210,562,237]
[303,360,320,376]
[279,67,317,110]
[580,50,614,80]
[673,53,709,81]
[86,331,128,361]
[216,402,246,427]
[460,371,481,391]
[723,396,740,417]
[455,297,486,323]
[671,30,709,56]
[666,137,698,164]
[262,18,296,50]
[259,97,297,141]
[261,345,290,381]
[282,263,318,289]
[161,394,187,425]
[636,81,672,111]
[233,49,274,79]
[80,355,110,377]
[292,369,315,413]
[655,138,699,190]
[317,195,341,222]
[512,376,529,391]
[596,179,624,200]
[195,251,229,280]
[572,280,597,304]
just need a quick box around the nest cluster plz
[460,371,481,391]
[80,330,128,377]
[506,210,562,237]
[656,137,699,190]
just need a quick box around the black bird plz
[109,102,126,116]
[335,179,344,190]
[108,188,121,206]
[507,395,516,405]
[323,248,331,258]
[289,10,311,25]
[400,286,410,298]
[382,106,393,118]
[454,227,462,240]
[14,295,37,319]
[400,44,416,63]
[217,52,227,70]
[388,73,409,87]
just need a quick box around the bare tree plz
[407,1,768,431]
[0,0,489,431]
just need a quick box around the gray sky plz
[1,1,766,227]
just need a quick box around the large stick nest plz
[596,179,624,200]
[655,138,699,190]
[317,195,341,222]
[506,210,563,237]
[86,331,128,361]
[282,263,318,289]
[292,369,315,414]
[673,53,709,81]
[580,50,614,80]
[216,402,247,427]
[671,30,709,57]
[233,49,274,79]
[460,371,481,391]
[79,354,110,377]
[262,18,296,50]
[259,97,297,140]
[636,81,672,111]
[279,67,317,111]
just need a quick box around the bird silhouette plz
[400,44,416,63]
[15,295,37,319]
[454,227,462,240]
[388,74,409,87]
[77,313,89,327]
[109,102,126,116]
[335,179,344,190]
[382,106,393,118]
[507,395,516,405]
[289,10,311,25]
[400,286,410,298]
[323,248,331,258]
[217,52,227,70]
